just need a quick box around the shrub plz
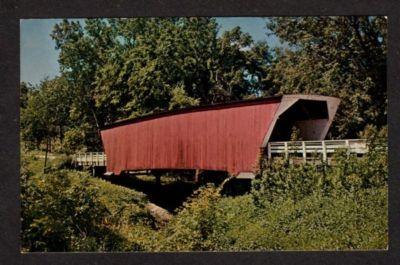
[217,188,387,250]
[153,140,388,251]
[155,185,387,251]
[252,142,387,205]
[156,184,223,251]
[62,128,86,154]
[21,169,131,251]
[49,154,73,170]
[21,158,152,251]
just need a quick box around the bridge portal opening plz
[269,99,330,142]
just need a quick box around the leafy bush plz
[21,170,122,251]
[62,128,86,154]
[49,154,73,170]
[153,141,388,251]
[21,154,152,252]
[153,186,386,251]
[252,139,387,204]
[156,184,223,251]
[212,188,387,250]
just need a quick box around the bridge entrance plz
[269,99,330,142]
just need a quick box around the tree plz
[20,82,33,109]
[51,19,116,148]
[212,27,272,101]
[21,77,72,167]
[50,18,272,149]
[168,83,200,110]
[266,16,387,138]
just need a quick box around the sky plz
[20,17,279,85]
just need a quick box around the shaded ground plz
[108,174,198,212]
[102,172,252,212]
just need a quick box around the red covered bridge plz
[100,94,340,177]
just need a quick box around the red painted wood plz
[101,99,281,175]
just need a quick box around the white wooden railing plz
[74,152,107,166]
[267,139,369,162]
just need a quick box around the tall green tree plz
[21,77,73,165]
[51,19,119,148]
[266,16,387,138]
[51,18,272,149]
[20,81,33,109]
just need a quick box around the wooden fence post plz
[284,142,288,160]
[267,143,271,160]
[194,169,200,183]
[345,140,350,158]
[302,141,306,162]
[322,141,327,162]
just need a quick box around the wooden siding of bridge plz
[100,99,281,175]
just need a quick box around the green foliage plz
[168,83,200,110]
[212,188,387,250]
[156,184,223,251]
[159,143,387,251]
[46,18,272,148]
[266,16,387,138]
[358,124,387,143]
[20,77,72,149]
[252,142,387,204]
[21,170,119,251]
[20,81,32,108]
[21,153,151,252]
[49,154,73,170]
[290,125,302,141]
[61,128,86,154]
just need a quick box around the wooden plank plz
[267,143,272,159]
[322,141,327,162]
[284,142,288,160]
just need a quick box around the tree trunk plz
[90,107,101,137]
[145,203,172,224]
[44,137,49,173]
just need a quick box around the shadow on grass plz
[101,170,251,212]
[105,174,198,212]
